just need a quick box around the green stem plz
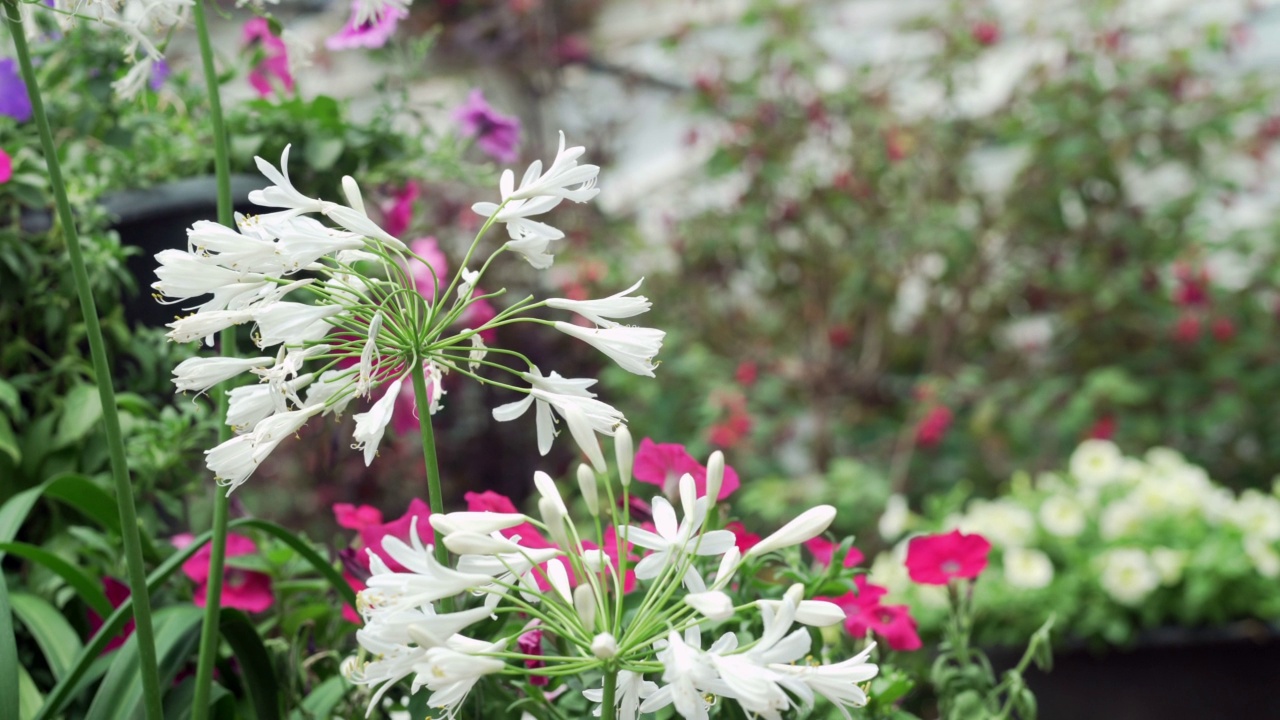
[600,668,618,720]
[411,367,452,609]
[3,3,164,718]
[191,2,236,718]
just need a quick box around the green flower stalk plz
[1,1,164,717]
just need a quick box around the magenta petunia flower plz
[86,578,135,653]
[333,503,384,531]
[176,532,275,613]
[904,529,991,585]
[326,1,407,51]
[632,438,740,500]
[407,236,449,302]
[805,537,864,568]
[382,182,419,237]
[518,624,548,686]
[0,148,12,184]
[0,59,32,122]
[358,498,434,573]
[242,18,294,97]
[452,89,521,163]
[822,576,922,652]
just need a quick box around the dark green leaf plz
[0,542,112,617]
[219,609,282,720]
[10,592,83,680]
[84,605,204,720]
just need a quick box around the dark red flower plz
[915,406,953,448]
[735,361,758,387]
[1173,313,1202,344]
[971,21,1001,46]
[86,578,135,653]
[905,530,991,585]
[1211,317,1235,343]
[1088,415,1117,441]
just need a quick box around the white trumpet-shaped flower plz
[546,278,651,328]
[351,378,403,466]
[171,356,273,395]
[554,322,665,377]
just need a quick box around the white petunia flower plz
[1070,439,1124,486]
[1098,548,1160,606]
[1002,547,1054,590]
[1039,495,1086,538]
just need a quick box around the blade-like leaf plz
[219,609,282,720]
[33,529,213,720]
[9,592,83,680]
[289,676,347,720]
[84,605,203,720]
[0,484,45,549]
[0,576,19,720]
[235,519,357,611]
[18,664,41,720]
[0,542,112,617]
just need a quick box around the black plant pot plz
[108,176,261,330]
[22,175,262,330]
[992,622,1280,720]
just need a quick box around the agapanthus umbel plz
[342,433,879,719]
[157,135,663,492]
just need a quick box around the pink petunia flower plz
[452,89,521,163]
[0,148,12,184]
[805,537,864,568]
[823,576,921,651]
[518,624,548,686]
[243,18,294,97]
[382,182,419,238]
[175,533,275,613]
[915,405,953,448]
[326,1,407,51]
[406,236,449,303]
[334,503,384,531]
[904,529,991,585]
[86,578,135,653]
[632,438,740,501]
[725,521,760,553]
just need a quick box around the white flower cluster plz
[158,138,664,491]
[938,439,1280,606]
[344,433,879,720]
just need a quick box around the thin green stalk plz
[600,668,618,720]
[3,3,163,717]
[191,2,236,717]
[411,368,452,611]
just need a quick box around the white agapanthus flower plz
[343,445,879,720]
[158,137,659,491]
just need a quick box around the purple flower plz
[149,59,170,92]
[0,59,33,123]
[243,18,294,97]
[452,89,521,163]
[326,1,407,51]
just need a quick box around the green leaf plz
[304,137,344,171]
[219,609,282,720]
[0,542,112,617]
[0,414,20,465]
[0,379,20,417]
[163,678,230,720]
[10,592,83,680]
[18,665,41,720]
[54,384,103,448]
[42,473,121,533]
[289,676,346,720]
[84,605,204,720]
[0,576,19,720]
[0,484,44,549]
[33,533,212,720]
[235,519,357,611]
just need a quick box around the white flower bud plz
[577,463,600,517]
[746,505,838,559]
[591,633,618,660]
[756,598,847,627]
[573,583,597,631]
[442,532,521,556]
[341,176,367,216]
[538,497,572,551]
[705,450,725,503]
[429,512,528,536]
[684,590,735,621]
[711,546,741,590]
[547,558,572,604]
[615,425,634,488]
[534,471,568,517]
